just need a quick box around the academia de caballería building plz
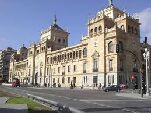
[9,2,150,88]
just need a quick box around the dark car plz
[103,85,121,92]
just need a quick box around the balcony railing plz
[93,68,98,72]
[62,72,65,75]
[83,70,86,73]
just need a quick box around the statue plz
[108,0,113,6]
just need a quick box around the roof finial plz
[53,15,57,25]
[108,0,113,6]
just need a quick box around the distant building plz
[0,47,17,82]
[9,1,151,88]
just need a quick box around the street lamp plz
[143,48,150,96]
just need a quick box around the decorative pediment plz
[92,51,100,58]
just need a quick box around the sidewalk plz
[116,89,151,99]
[0,97,28,113]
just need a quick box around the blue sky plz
[0,0,151,50]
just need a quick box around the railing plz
[62,72,65,75]
[93,68,98,72]
[27,94,84,113]
[27,94,71,113]
[83,70,86,73]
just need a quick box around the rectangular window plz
[68,77,70,83]
[58,78,59,83]
[79,50,82,58]
[53,78,55,83]
[83,63,86,73]
[109,59,113,71]
[73,65,76,72]
[73,77,76,84]
[93,59,98,72]
[58,67,60,73]
[62,66,65,75]
[112,75,114,84]
[68,65,70,72]
[47,68,49,75]
[62,77,65,84]
[37,50,39,54]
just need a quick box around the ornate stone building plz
[9,1,147,88]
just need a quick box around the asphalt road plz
[1,86,151,113]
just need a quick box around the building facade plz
[0,47,16,82]
[9,2,148,88]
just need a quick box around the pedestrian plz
[98,83,102,90]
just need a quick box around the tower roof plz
[51,15,65,32]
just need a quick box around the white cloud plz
[137,8,151,44]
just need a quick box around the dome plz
[20,44,27,53]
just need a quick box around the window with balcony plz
[93,58,98,72]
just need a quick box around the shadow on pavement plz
[0,108,27,113]
[81,107,120,112]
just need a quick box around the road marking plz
[80,99,144,102]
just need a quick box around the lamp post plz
[143,48,150,96]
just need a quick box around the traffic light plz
[116,44,119,53]
[144,37,147,44]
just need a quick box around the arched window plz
[70,52,72,59]
[98,26,102,33]
[73,51,75,59]
[90,29,93,33]
[76,51,78,58]
[108,41,114,53]
[79,50,82,58]
[83,47,87,57]
[94,27,97,33]
[121,25,125,31]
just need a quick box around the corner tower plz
[40,16,69,51]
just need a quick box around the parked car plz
[120,84,128,90]
[103,85,121,92]
[12,79,20,87]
